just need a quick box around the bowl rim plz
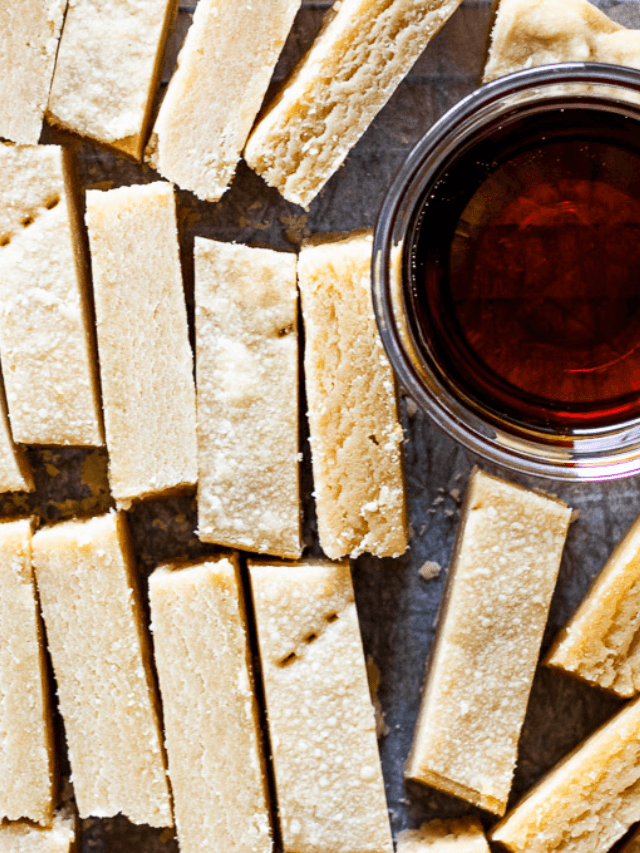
[372,61,640,482]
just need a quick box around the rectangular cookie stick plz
[244,0,464,207]
[86,182,197,507]
[0,810,76,853]
[47,0,177,159]
[195,238,301,558]
[396,817,490,852]
[0,0,67,143]
[298,232,407,559]
[0,380,33,493]
[0,518,53,824]
[248,558,393,853]
[483,0,640,83]
[0,144,103,447]
[406,468,571,816]
[546,513,640,697]
[33,512,172,827]
[147,0,301,200]
[149,556,272,853]
[491,695,640,852]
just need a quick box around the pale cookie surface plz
[547,512,640,697]
[0,144,103,448]
[249,559,393,853]
[492,695,640,852]
[149,556,271,853]
[0,518,53,825]
[195,238,300,558]
[396,817,490,852]
[0,809,76,853]
[33,512,172,827]
[406,468,571,816]
[47,0,177,159]
[0,380,33,493]
[86,182,197,506]
[0,0,67,143]
[147,0,301,199]
[244,0,464,207]
[298,232,407,560]
[484,0,640,82]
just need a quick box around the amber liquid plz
[409,104,640,431]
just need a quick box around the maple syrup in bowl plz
[373,63,640,481]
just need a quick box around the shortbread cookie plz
[492,694,640,852]
[147,0,301,200]
[85,182,197,507]
[547,513,640,697]
[47,0,177,159]
[396,817,490,852]
[244,0,464,207]
[0,381,33,493]
[406,469,571,816]
[0,0,67,143]
[248,558,393,853]
[149,556,272,853]
[0,809,76,853]
[195,238,301,558]
[0,143,103,447]
[33,512,172,826]
[298,232,407,560]
[0,519,54,824]
[484,0,640,83]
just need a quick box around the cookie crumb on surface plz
[419,561,441,582]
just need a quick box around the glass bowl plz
[373,62,640,482]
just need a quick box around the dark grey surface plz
[13,0,640,849]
